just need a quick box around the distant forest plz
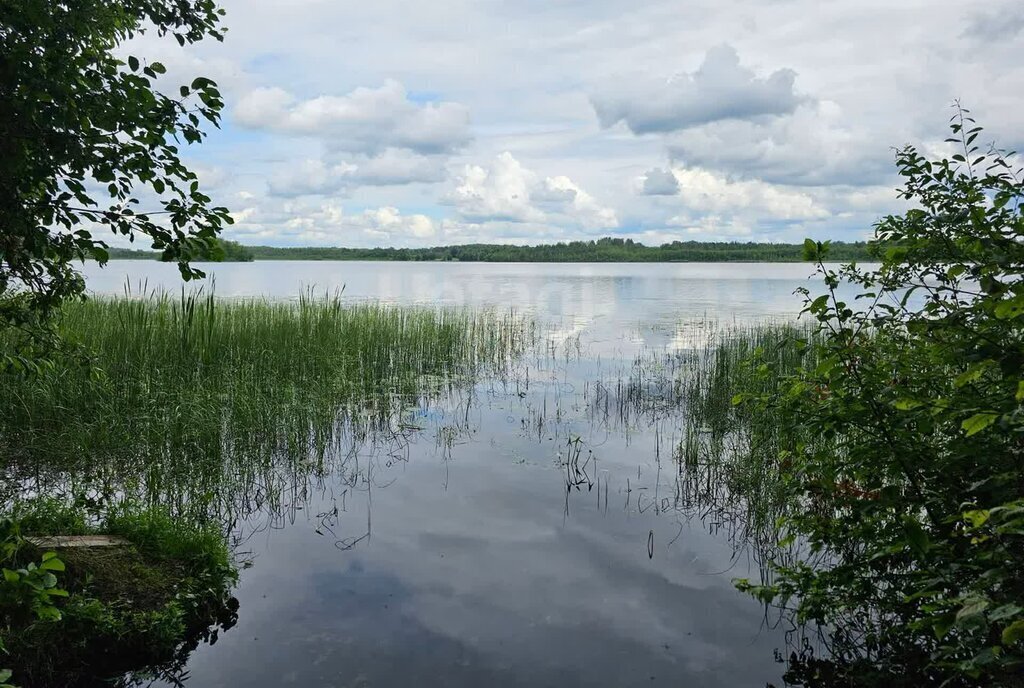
[108,237,875,263]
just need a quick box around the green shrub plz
[729,108,1024,686]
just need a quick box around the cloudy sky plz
[131,0,1023,247]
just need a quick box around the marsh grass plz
[575,322,817,555]
[0,289,533,519]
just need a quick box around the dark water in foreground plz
[78,261,847,687]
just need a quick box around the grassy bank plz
[1,503,237,687]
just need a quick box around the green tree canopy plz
[0,0,231,358]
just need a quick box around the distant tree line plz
[110,239,254,262]
[108,237,874,263]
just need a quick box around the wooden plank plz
[26,535,130,549]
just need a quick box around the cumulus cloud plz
[666,102,893,187]
[962,4,1024,41]
[446,152,617,230]
[640,168,680,195]
[156,0,1024,246]
[447,152,541,223]
[227,199,437,246]
[234,79,471,155]
[668,166,829,220]
[268,149,447,197]
[591,45,802,134]
[627,164,829,240]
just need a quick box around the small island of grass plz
[1,502,237,688]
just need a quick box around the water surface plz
[78,261,832,687]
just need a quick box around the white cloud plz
[665,101,893,187]
[962,3,1024,41]
[534,176,618,229]
[618,164,834,242]
[669,167,828,220]
[447,152,542,224]
[446,152,617,230]
[591,45,803,134]
[142,0,1024,246]
[268,150,446,197]
[225,198,437,246]
[234,79,471,155]
[640,168,680,195]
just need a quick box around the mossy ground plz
[1,505,237,688]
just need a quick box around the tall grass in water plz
[0,289,533,516]
[674,327,792,543]
[589,323,816,554]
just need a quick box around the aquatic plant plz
[0,289,532,519]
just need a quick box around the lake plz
[78,261,835,687]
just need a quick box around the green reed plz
[588,322,816,556]
[673,325,811,546]
[0,289,533,517]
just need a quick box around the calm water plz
[83,261,833,357]
[79,261,837,687]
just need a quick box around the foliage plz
[730,108,1024,686]
[0,520,68,626]
[0,502,237,688]
[108,238,875,263]
[0,0,231,362]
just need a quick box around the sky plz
[128,0,1024,248]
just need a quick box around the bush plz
[732,107,1024,686]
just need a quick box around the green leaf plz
[963,509,990,528]
[956,597,989,622]
[39,557,65,572]
[954,364,987,388]
[1017,381,1024,402]
[1003,619,1024,645]
[128,55,139,71]
[994,296,1024,319]
[802,238,817,261]
[989,604,1023,622]
[34,606,61,622]
[903,518,930,555]
[0,669,11,682]
[962,413,998,437]
[2,569,18,584]
[894,398,923,411]
[885,246,909,263]
[933,615,955,640]
[808,295,829,314]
